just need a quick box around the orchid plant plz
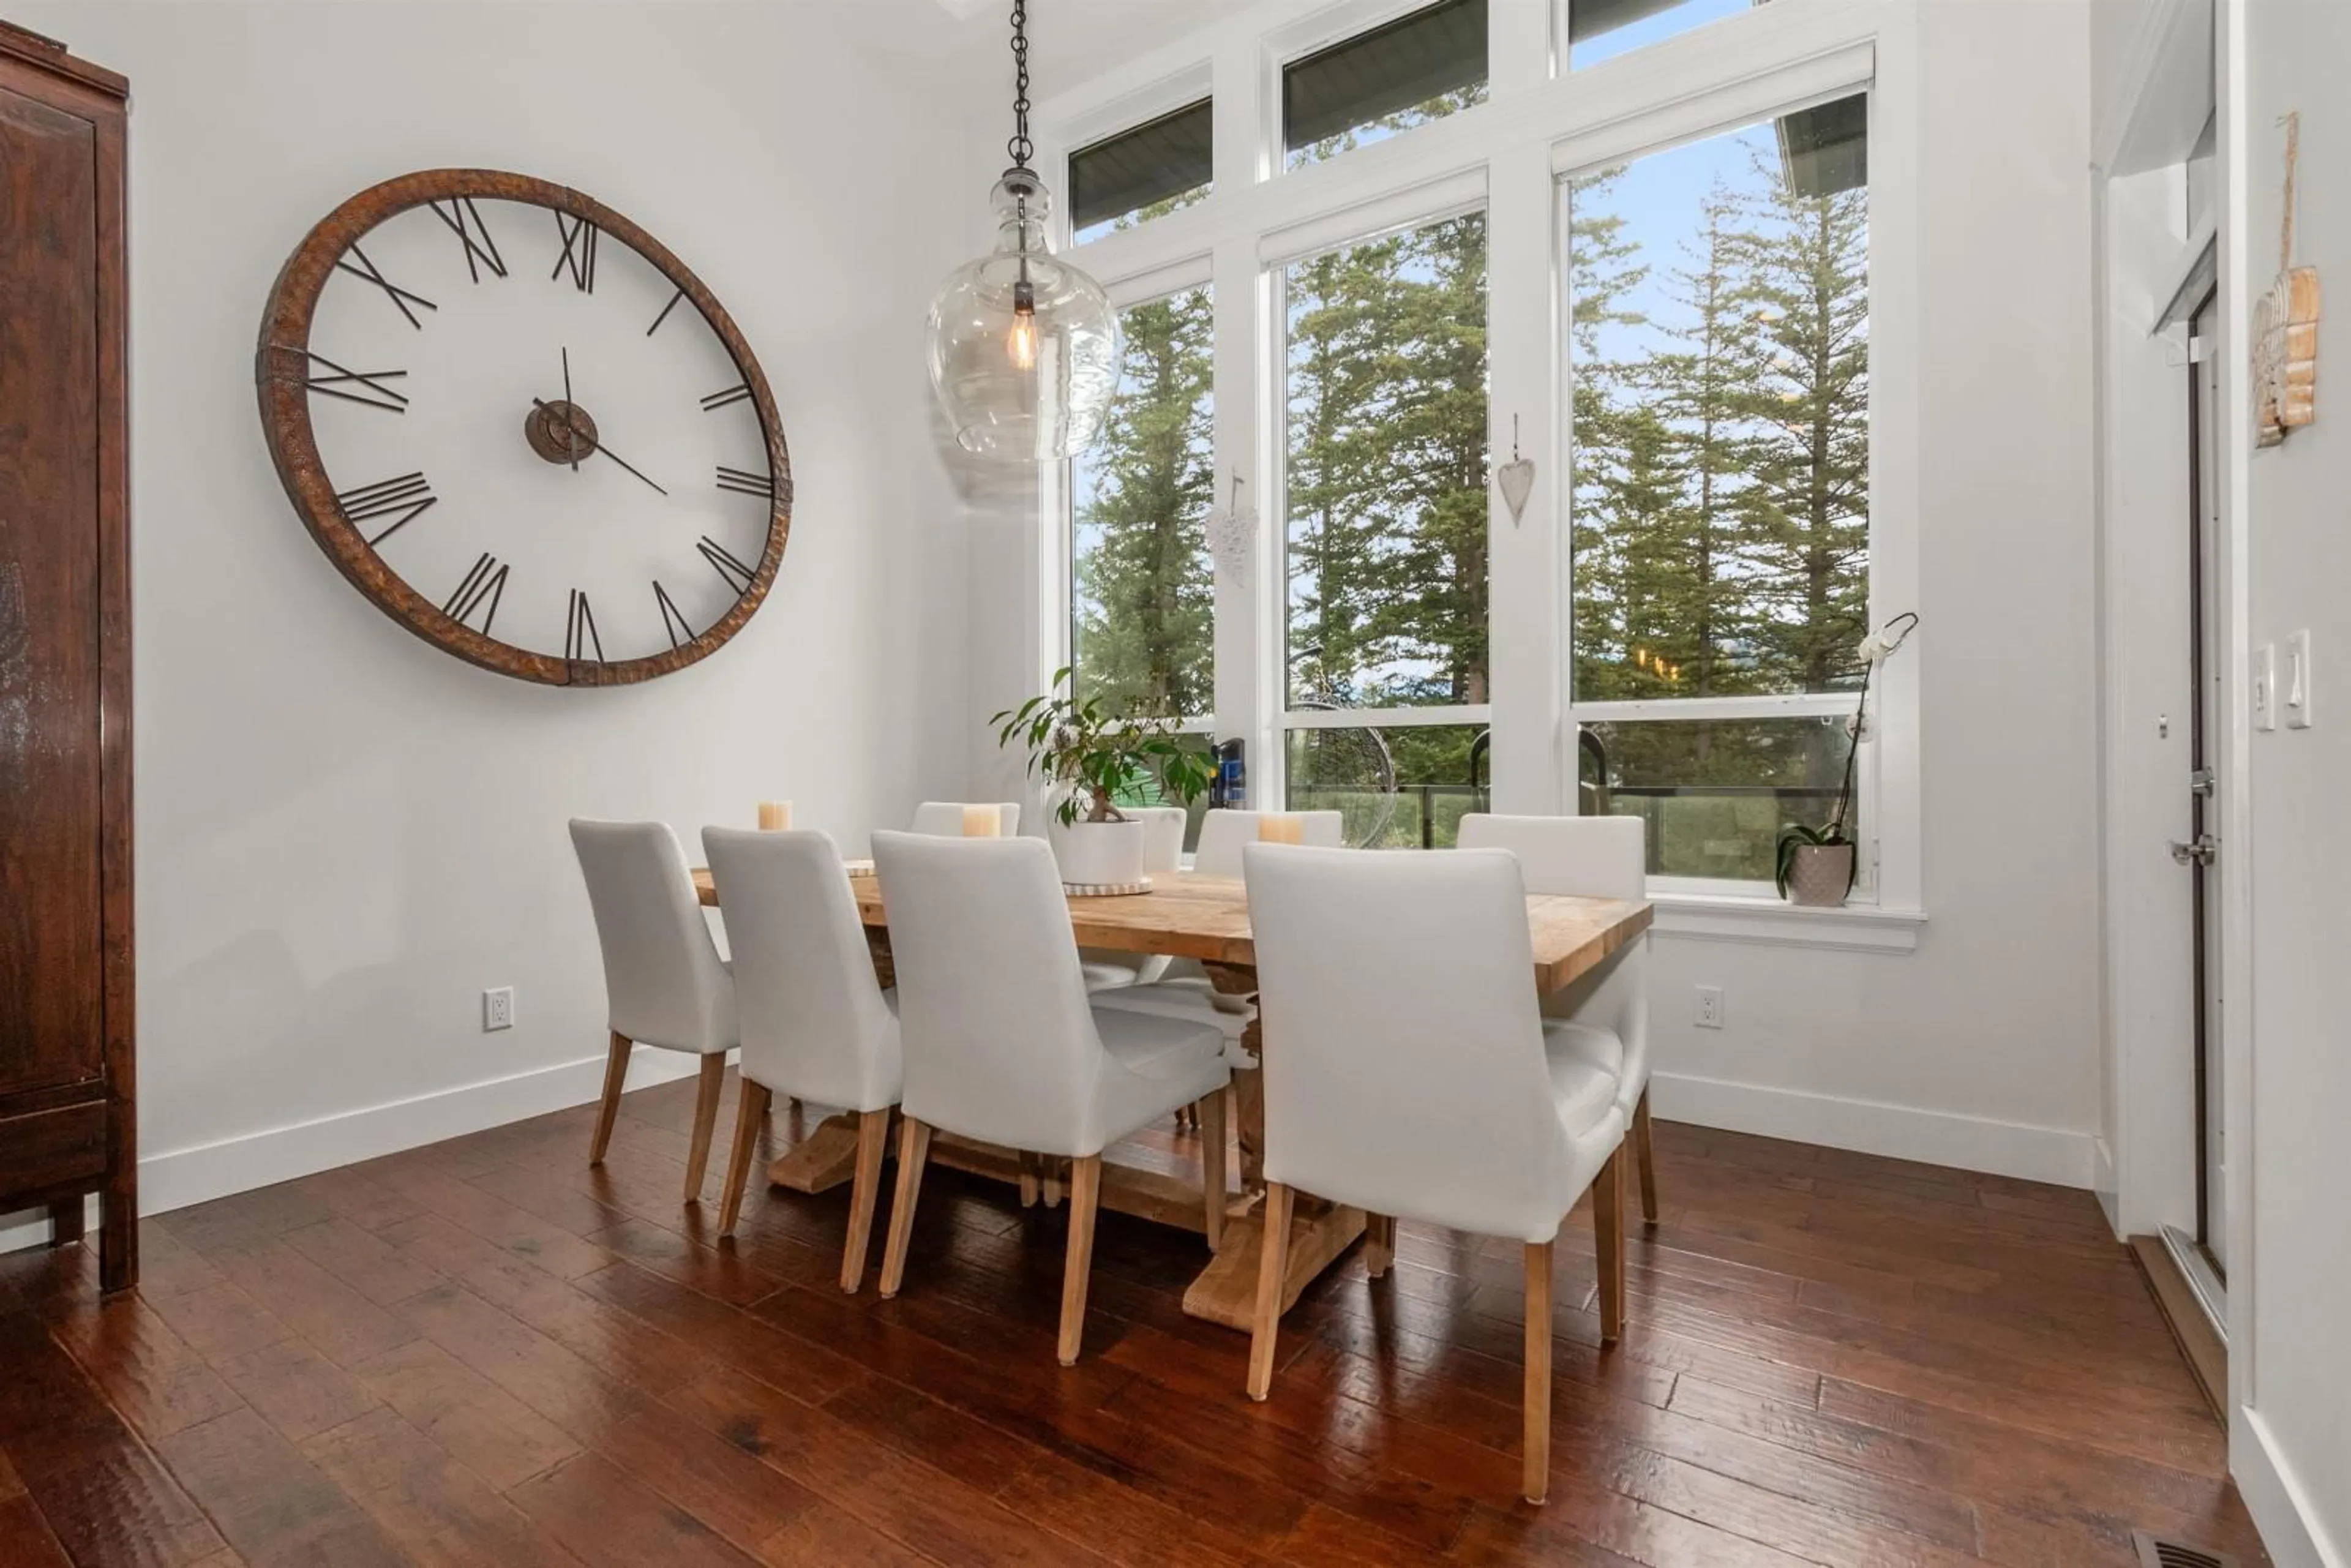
[992,669,1217,828]
[1775,612,1920,898]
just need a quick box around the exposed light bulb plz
[1008,303,1038,370]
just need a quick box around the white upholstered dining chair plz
[1191,808,1344,876]
[1457,813,1657,1226]
[909,800,1021,837]
[568,820,740,1203]
[1087,806,1348,1054]
[1074,805,1190,991]
[1241,841,1630,1505]
[869,830,1233,1364]
[702,828,903,1289]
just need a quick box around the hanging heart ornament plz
[1495,413,1535,525]
[1204,472,1256,583]
[1496,457,1535,524]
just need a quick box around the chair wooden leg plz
[840,1108,891,1293]
[879,1117,932,1298]
[1633,1087,1660,1226]
[588,1033,631,1165]
[1199,1088,1228,1253]
[1365,1214,1396,1279]
[1018,1150,1041,1209]
[1057,1155,1103,1366]
[1246,1182,1294,1401]
[682,1055,727,1202]
[1594,1148,1627,1344]
[1524,1239,1554,1504]
[717,1082,773,1237]
[1043,1161,1064,1209]
[48,1198,84,1247]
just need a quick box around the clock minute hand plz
[530,399,669,497]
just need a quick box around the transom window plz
[1283,0,1488,170]
[1070,99,1213,245]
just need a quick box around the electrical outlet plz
[482,987,514,1032]
[1695,985,1725,1030]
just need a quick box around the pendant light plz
[926,1,1121,462]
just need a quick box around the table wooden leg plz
[1203,961,1263,1192]
[766,1112,870,1195]
[1200,1088,1228,1253]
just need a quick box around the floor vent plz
[2133,1530,2238,1568]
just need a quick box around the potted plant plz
[1775,612,1918,907]
[992,669,1215,890]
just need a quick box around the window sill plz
[1648,892,1924,954]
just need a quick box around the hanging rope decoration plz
[2253,110,2320,446]
[1496,413,1536,525]
[1204,470,1258,585]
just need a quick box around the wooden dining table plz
[692,866,1652,1332]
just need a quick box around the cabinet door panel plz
[0,83,101,1098]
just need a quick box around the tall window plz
[1070,285,1216,721]
[1567,94,1870,882]
[1283,210,1490,846]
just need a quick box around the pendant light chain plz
[1007,0,1033,171]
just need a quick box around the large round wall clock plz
[256,169,791,685]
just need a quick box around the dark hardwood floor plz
[0,1070,2268,1566]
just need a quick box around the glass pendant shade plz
[927,172,1120,461]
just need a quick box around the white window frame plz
[1026,0,1923,929]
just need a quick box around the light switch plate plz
[2252,643,2278,732]
[2284,628,2314,729]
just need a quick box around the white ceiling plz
[893,0,1258,86]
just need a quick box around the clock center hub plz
[525,399,600,465]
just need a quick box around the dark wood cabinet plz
[0,22,132,1294]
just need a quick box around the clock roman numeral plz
[302,351,408,414]
[429,197,507,283]
[552,211,599,294]
[564,590,604,663]
[336,473,437,547]
[653,580,694,650]
[646,288,685,337]
[334,244,436,330]
[697,536,759,596]
[444,552,509,636]
[700,382,751,413]
[716,465,773,499]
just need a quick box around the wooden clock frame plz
[255,168,793,686]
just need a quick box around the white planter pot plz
[1049,816,1148,889]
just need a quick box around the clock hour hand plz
[560,347,579,471]
[530,399,670,497]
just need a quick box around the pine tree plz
[1072,284,1215,718]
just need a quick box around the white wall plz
[2230,3,2351,1557]
[966,0,2105,1187]
[2,1,976,1246]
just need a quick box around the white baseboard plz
[1651,1070,2099,1188]
[2093,1136,2121,1236]
[0,1047,718,1256]
[2234,1406,2344,1568]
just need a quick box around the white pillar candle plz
[961,804,1002,838]
[757,800,793,832]
[1258,813,1306,846]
